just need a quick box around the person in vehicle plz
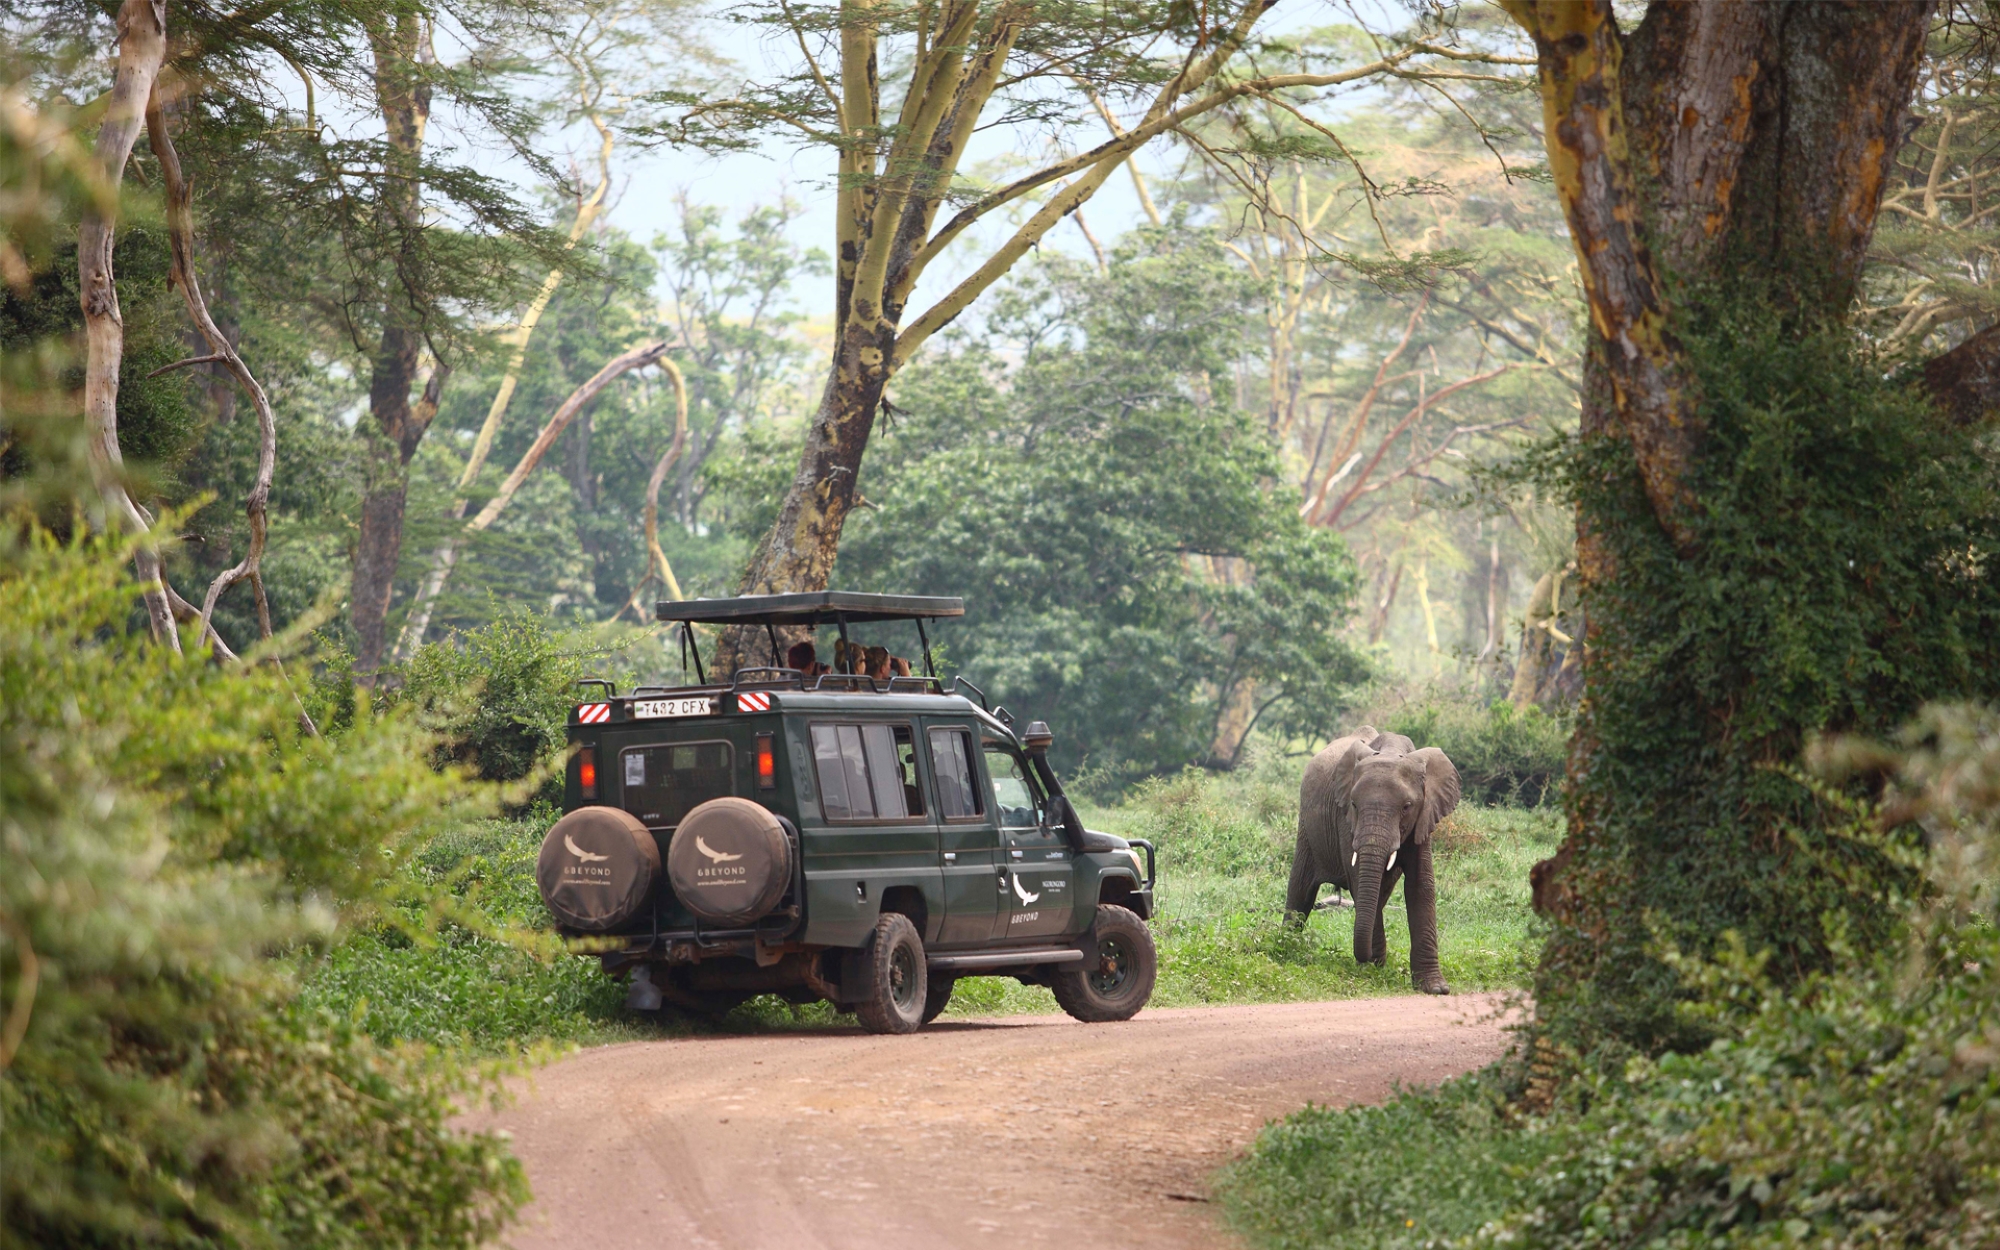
[861,646,912,684]
[786,640,828,678]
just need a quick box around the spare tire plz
[668,797,793,925]
[536,806,659,932]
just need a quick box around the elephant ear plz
[1409,747,1461,844]
[1328,734,1376,806]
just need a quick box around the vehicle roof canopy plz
[655,591,964,627]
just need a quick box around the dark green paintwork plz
[559,686,1151,961]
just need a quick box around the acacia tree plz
[661,0,1520,665]
[1505,0,2000,1065]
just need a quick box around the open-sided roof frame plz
[655,591,965,627]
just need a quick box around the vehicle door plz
[982,738,1074,940]
[926,722,1001,945]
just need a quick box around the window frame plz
[980,737,1047,832]
[926,725,986,824]
[616,738,737,830]
[808,720,930,826]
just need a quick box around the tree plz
[656,0,1523,666]
[827,233,1368,779]
[1504,0,2000,1061]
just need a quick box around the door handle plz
[1009,849,1024,860]
[943,851,957,862]
[997,872,1008,893]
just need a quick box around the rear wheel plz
[920,974,956,1025]
[853,912,928,1035]
[1052,905,1156,1023]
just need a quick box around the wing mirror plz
[1019,721,1085,850]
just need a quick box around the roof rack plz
[655,591,963,626]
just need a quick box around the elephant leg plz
[1284,841,1321,924]
[1407,841,1448,994]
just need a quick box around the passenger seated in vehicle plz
[863,645,893,684]
[785,640,828,678]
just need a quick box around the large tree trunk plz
[1506,0,1936,1052]
[350,14,437,681]
[78,0,175,648]
[714,323,895,670]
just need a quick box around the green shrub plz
[1385,696,1569,807]
[1,535,527,1248]
[307,611,607,802]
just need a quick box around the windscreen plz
[619,741,733,828]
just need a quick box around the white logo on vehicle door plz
[1012,873,1040,905]
[696,836,743,863]
[565,833,609,863]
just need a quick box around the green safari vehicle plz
[534,591,1158,1034]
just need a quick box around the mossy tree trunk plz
[1503,1,2000,1061]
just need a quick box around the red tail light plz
[579,747,597,798]
[755,733,776,790]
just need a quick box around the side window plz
[928,728,982,820]
[811,723,923,821]
[982,742,1041,830]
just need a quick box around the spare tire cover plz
[667,797,793,925]
[536,806,660,932]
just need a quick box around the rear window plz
[619,740,734,828]
[812,723,923,821]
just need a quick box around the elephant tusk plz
[1350,851,1357,867]
[1385,849,1398,874]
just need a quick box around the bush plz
[1384,695,1568,807]
[0,536,527,1248]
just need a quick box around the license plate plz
[631,696,714,720]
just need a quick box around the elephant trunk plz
[1350,842,1390,965]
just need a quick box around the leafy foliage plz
[0,536,527,1248]
[821,233,1370,780]
[1531,287,2000,1060]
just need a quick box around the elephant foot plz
[1414,974,1450,995]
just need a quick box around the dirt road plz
[483,995,1514,1250]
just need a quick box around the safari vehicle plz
[534,591,1158,1035]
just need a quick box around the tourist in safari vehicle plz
[536,591,1158,1035]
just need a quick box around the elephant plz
[1284,726,1461,995]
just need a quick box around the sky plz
[445,0,1419,323]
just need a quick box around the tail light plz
[755,732,776,790]
[579,746,597,799]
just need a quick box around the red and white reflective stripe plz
[736,691,772,713]
[576,702,610,724]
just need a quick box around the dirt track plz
[482,995,1514,1250]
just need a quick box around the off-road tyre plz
[853,912,928,1035]
[1052,905,1156,1023]
[920,974,956,1026]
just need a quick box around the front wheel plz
[920,974,956,1025]
[853,912,928,1035]
[1051,904,1157,1023]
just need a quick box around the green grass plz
[1214,1070,1573,1250]
[299,751,1557,1047]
